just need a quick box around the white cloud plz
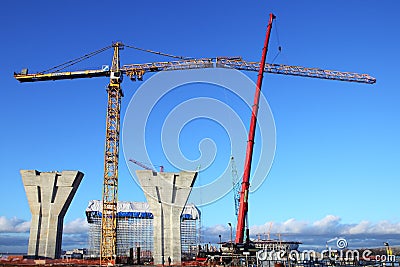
[205,224,229,235]
[344,220,371,235]
[63,218,89,234]
[0,217,89,252]
[247,215,400,248]
[343,220,400,235]
[249,219,308,235]
[312,215,341,234]
[250,215,400,237]
[281,218,309,234]
[1,215,400,251]
[0,216,89,235]
[313,215,341,228]
[0,216,30,233]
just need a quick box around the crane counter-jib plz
[14,69,110,82]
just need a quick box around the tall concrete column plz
[136,170,197,265]
[21,170,84,259]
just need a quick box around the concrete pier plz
[21,170,84,259]
[136,170,197,265]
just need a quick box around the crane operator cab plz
[110,71,123,83]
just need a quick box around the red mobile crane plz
[14,14,375,265]
[235,13,275,245]
[233,13,375,245]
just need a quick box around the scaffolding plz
[86,200,200,261]
[181,204,201,260]
[87,215,101,257]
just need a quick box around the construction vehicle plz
[14,13,375,265]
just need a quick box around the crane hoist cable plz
[124,44,191,60]
[273,19,290,64]
[271,19,282,64]
[40,45,113,74]
[270,46,282,64]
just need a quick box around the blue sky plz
[1,0,400,252]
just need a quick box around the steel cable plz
[124,44,191,60]
[40,45,112,73]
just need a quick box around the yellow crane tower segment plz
[101,42,123,264]
[14,42,375,265]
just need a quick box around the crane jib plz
[215,60,376,84]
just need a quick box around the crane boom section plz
[129,159,155,171]
[217,59,376,84]
[14,58,376,84]
[122,58,214,72]
[234,12,275,245]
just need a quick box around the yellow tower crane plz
[14,42,375,265]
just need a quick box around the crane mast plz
[100,42,123,264]
[230,156,241,217]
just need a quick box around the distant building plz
[253,239,301,251]
[85,200,200,260]
[62,248,87,259]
